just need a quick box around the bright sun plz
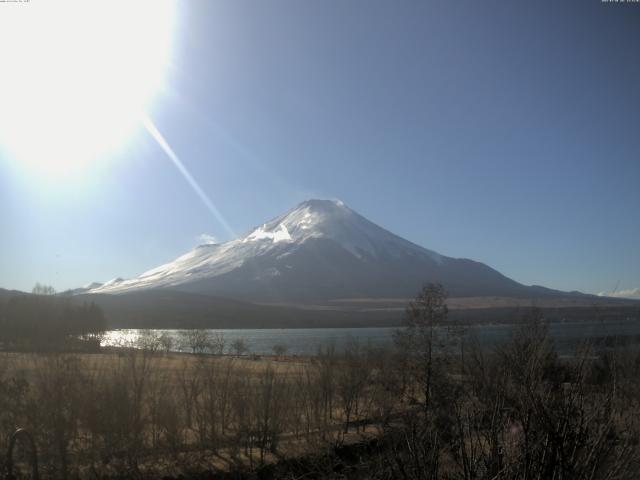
[0,0,175,179]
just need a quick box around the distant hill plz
[2,287,637,329]
[0,288,28,302]
[76,290,640,329]
[78,290,401,329]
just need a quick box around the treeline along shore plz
[1,285,639,332]
[0,290,106,351]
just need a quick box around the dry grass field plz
[0,346,392,478]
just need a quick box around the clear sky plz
[1,0,638,296]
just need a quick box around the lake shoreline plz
[102,319,640,356]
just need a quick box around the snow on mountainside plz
[88,199,558,302]
[90,200,439,294]
[63,281,104,295]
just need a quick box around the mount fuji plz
[88,199,565,304]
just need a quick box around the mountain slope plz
[89,199,569,302]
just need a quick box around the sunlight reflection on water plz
[102,320,640,356]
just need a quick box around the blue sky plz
[1,0,639,295]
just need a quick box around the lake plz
[103,318,640,356]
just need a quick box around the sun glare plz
[0,0,175,179]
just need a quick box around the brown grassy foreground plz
[2,294,640,479]
[0,345,397,479]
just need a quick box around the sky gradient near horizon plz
[1,0,639,296]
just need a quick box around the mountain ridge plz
[86,199,579,303]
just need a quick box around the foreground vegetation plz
[0,285,639,479]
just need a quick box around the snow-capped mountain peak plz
[102,277,125,287]
[87,199,528,301]
[246,199,352,243]
[244,223,293,244]
[237,198,440,261]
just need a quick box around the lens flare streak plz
[142,115,236,239]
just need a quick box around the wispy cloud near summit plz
[197,233,218,245]
[598,288,640,299]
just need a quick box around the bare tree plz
[314,343,337,435]
[272,343,288,358]
[336,341,371,434]
[32,283,56,296]
[231,338,249,356]
[211,332,226,355]
[136,330,161,354]
[158,333,174,354]
[30,354,84,478]
[394,283,448,409]
[180,330,212,355]
[253,366,289,463]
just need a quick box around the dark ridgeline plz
[0,285,107,350]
